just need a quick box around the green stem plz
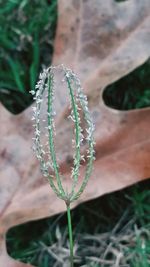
[66,77,81,194]
[47,74,65,197]
[66,204,74,267]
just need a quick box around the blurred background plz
[0,0,57,114]
[0,0,150,266]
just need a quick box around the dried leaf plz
[0,0,150,266]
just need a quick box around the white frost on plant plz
[30,65,95,203]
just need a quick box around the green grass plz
[0,0,57,114]
[2,1,150,266]
[103,60,150,110]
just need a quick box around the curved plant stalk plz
[30,65,95,266]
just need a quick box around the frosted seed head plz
[30,65,95,204]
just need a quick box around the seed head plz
[31,65,95,204]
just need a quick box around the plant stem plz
[66,204,74,267]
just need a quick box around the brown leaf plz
[0,0,150,266]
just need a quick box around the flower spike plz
[31,65,95,205]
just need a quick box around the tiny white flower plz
[29,90,35,95]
